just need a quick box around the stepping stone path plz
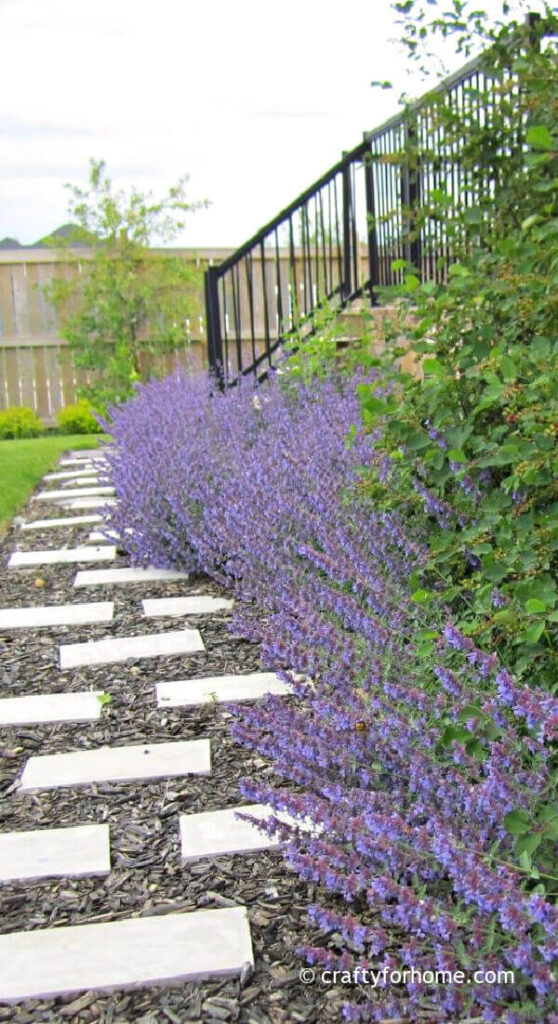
[0,446,303,1007]
[8,545,116,568]
[0,824,110,883]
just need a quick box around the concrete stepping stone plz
[8,546,116,568]
[44,470,101,481]
[63,497,117,509]
[74,566,189,587]
[59,458,98,467]
[21,514,104,530]
[0,601,113,629]
[0,691,105,726]
[180,804,281,861]
[142,596,233,617]
[19,739,211,791]
[0,824,110,883]
[0,906,252,1001]
[156,672,293,707]
[60,476,101,487]
[68,448,112,457]
[180,804,318,864]
[88,530,121,542]
[59,627,204,669]
[34,486,114,502]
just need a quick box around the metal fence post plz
[401,118,422,274]
[204,265,224,385]
[363,140,380,305]
[341,153,353,301]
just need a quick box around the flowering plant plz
[106,367,558,1020]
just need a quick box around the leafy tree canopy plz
[43,159,209,408]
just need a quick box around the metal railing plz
[205,13,553,386]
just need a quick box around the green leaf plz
[361,395,394,416]
[519,850,533,872]
[526,125,554,151]
[457,704,486,722]
[406,431,431,451]
[500,355,517,381]
[539,805,558,839]
[481,554,510,583]
[493,608,513,624]
[522,620,546,644]
[477,444,520,467]
[463,206,483,225]
[515,576,557,607]
[441,724,470,747]
[465,738,486,761]
[525,598,547,614]
[421,280,436,295]
[448,263,471,277]
[521,214,542,231]
[447,448,467,463]
[422,357,444,376]
[404,273,420,291]
[503,809,531,836]
[411,589,431,603]
[515,833,542,856]
[539,803,558,825]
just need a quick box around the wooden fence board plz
[17,347,36,409]
[43,346,64,414]
[33,346,52,419]
[4,348,20,407]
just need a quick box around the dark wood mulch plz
[0,491,347,1024]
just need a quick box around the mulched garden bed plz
[0,494,347,1024]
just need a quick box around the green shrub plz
[56,401,103,435]
[0,406,43,439]
[357,15,558,688]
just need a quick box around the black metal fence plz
[205,14,553,386]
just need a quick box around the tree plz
[43,159,208,407]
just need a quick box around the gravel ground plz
[0,480,348,1024]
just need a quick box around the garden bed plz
[0,500,348,1024]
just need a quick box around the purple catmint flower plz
[443,623,474,652]
[105,368,558,1023]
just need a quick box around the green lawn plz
[0,434,107,532]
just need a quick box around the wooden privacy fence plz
[0,244,370,420]
[0,247,211,421]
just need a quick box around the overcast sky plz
[0,0,539,249]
